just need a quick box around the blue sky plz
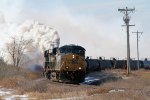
[0,0,150,59]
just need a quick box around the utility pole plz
[132,31,143,70]
[118,7,135,75]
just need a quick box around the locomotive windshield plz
[59,45,85,57]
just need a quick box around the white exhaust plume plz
[2,19,60,68]
[18,20,60,51]
[0,12,5,24]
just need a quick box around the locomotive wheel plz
[56,72,60,80]
[46,72,51,80]
[51,72,58,81]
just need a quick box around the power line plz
[132,31,143,70]
[118,7,135,75]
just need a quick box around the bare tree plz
[6,35,33,70]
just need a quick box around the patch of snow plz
[84,76,99,83]
[4,94,29,100]
[0,87,14,96]
[0,86,33,100]
[50,96,84,100]
[122,76,131,80]
[109,89,125,93]
[0,90,12,96]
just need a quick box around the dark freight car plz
[130,60,144,70]
[98,60,113,70]
[85,59,113,72]
[85,59,100,72]
[143,60,150,69]
[113,60,126,69]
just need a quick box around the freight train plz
[43,44,150,83]
[43,44,86,83]
[85,57,150,72]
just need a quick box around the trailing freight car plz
[143,60,150,69]
[98,60,113,70]
[85,58,113,72]
[85,59,100,72]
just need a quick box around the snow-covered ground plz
[81,71,119,85]
[0,86,32,100]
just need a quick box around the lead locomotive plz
[43,44,86,83]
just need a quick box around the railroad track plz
[34,77,87,88]
[47,80,82,87]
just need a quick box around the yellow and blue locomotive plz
[43,44,86,83]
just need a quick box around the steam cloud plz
[18,20,60,51]
[0,15,60,68]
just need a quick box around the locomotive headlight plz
[72,55,75,59]
[79,67,82,70]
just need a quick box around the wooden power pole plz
[118,7,135,75]
[132,31,143,70]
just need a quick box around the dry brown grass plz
[0,65,18,79]
[28,83,88,99]
[83,70,150,100]
[0,76,20,88]
[30,90,86,100]
[0,59,45,93]
[19,81,47,93]
[137,70,150,79]
[84,90,149,100]
[0,59,150,100]
[23,72,41,79]
[87,87,112,96]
